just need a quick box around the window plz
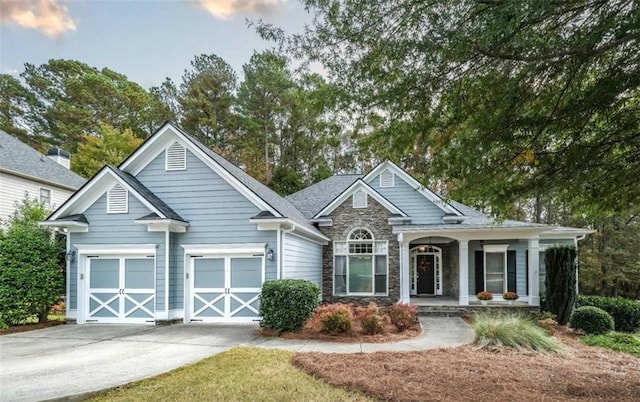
[334,228,388,295]
[107,184,128,214]
[39,188,51,206]
[352,190,367,208]
[483,245,509,294]
[166,141,186,171]
[379,169,394,187]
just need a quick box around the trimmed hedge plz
[259,279,320,332]
[570,306,614,335]
[576,295,640,333]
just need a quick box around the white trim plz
[483,245,509,294]
[39,186,52,207]
[64,232,70,317]
[119,123,281,217]
[182,243,267,256]
[363,160,461,216]
[483,244,509,253]
[458,240,469,305]
[48,167,168,221]
[165,230,170,314]
[314,179,407,218]
[250,217,330,244]
[277,228,283,279]
[0,167,80,191]
[39,221,89,232]
[75,244,158,255]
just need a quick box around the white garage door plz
[86,257,155,324]
[189,255,263,322]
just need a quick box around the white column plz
[458,240,469,305]
[399,239,411,304]
[528,238,540,306]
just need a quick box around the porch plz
[410,296,538,317]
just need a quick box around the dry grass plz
[292,331,640,402]
[90,347,371,402]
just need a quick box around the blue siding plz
[283,233,322,287]
[367,172,444,224]
[467,240,529,297]
[135,149,278,311]
[69,193,165,310]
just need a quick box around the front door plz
[190,255,263,322]
[416,254,435,295]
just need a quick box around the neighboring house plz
[42,122,591,325]
[0,130,86,225]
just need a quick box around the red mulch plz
[260,321,422,344]
[0,320,66,335]
[291,330,640,401]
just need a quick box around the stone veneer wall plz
[319,196,399,306]
[441,242,459,298]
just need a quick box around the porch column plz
[528,238,540,306]
[458,240,469,305]
[399,240,410,304]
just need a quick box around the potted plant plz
[476,291,493,305]
[503,291,519,305]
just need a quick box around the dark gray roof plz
[0,130,86,189]
[108,166,186,222]
[173,125,323,237]
[56,214,88,224]
[286,174,363,218]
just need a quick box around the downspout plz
[63,229,70,318]
[276,228,281,279]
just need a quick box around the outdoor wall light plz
[66,250,76,262]
[266,248,274,261]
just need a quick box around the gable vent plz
[380,169,395,187]
[352,190,368,209]
[107,184,128,214]
[166,141,186,171]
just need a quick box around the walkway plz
[0,317,474,401]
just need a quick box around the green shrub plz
[582,332,640,358]
[387,303,419,331]
[311,303,354,335]
[473,312,561,352]
[259,279,320,332]
[354,303,386,335]
[569,306,614,335]
[544,245,577,325]
[576,295,640,333]
[0,198,64,328]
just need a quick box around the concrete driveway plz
[0,317,474,401]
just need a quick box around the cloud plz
[0,0,76,38]
[199,0,287,20]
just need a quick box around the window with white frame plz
[334,228,388,295]
[39,188,51,206]
[484,244,509,294]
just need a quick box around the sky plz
[0,0,311,88]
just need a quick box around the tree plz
[0,74,43,148]
[72,125,143,177]
[545,246,578,325]
[178,54,237,148]
[0,198,64,327]
[263,0,640,217]
[21,59,169,152]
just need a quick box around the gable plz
[313,179,406,219]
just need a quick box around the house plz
[42,122,591,324]
[0,130,86,225]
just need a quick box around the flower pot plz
[481,300,488,306]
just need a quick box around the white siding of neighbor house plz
[282,232,323,288]
[0,172,75,225]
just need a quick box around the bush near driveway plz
[569,306,614,334]
[259,279,320,332]
[576,295,640,333]
[0,198,64,328]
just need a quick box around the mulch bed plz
[260,322,422,344]
[0,320,66,335]
[292,330,640,401]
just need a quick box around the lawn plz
[582,332,640,358]
[90,347,371,402]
